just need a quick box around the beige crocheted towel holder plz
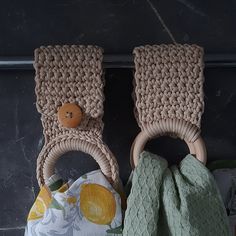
[34,45,120,189]
[131,44,207,168]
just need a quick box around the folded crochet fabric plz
[123,151,230,236]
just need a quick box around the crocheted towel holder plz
[34,45,120,190]
[131,44,207,168]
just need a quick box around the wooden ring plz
[130,120,207,168]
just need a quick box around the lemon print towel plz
[25,170,122,236]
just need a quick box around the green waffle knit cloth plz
[123,151,230,236]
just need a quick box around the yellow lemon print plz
[28,186,52,221]
[58,183,69,193]
[67,196,77,205]
[80,183,116,225]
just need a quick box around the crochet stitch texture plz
[133,44,204,130]
[34,45,119,189]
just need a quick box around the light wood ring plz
[130,120,207,168]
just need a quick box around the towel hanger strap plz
[34,45,120,189]
[131,44,206,167]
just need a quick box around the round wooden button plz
[58,103,82,128]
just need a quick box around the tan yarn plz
[34,45,120,189]
[133,44,204,142]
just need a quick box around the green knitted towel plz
[123,151,230,236]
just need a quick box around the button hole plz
[65,111,73,119]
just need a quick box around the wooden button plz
[58,103,82,128]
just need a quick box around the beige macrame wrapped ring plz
[34,45,120,189]
[38,135,119,187]
[130,44,207,168]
